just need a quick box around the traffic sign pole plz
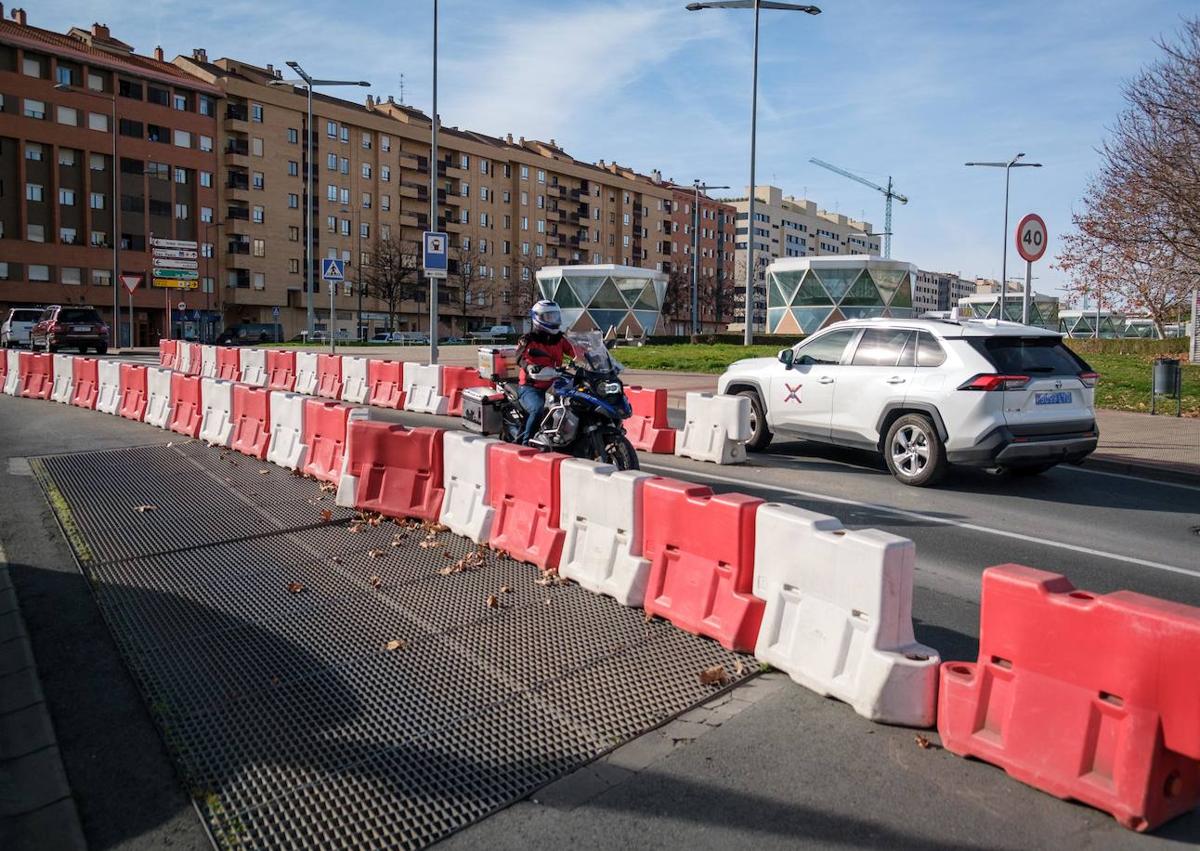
[422,231,448,364]
[1015,213,1048,326]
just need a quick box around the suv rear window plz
[968,336,1090,375]
[58,308,103,324]
[10,309,41,322]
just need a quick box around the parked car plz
[439,336,467,345]
[215,323,283,346]
[29,306,109,354]
[2,307,43,348]
[469,325,517,342]
[717,317,1099,486]
[388,331,430,345]
[370,332,393,343]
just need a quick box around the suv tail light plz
[47,322,63,334]
[1078,371,1099,388]
[958,373,1030,392]
[99,324,110,335]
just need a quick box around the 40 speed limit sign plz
[1016,213,1048,263]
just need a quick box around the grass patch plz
[31,458,95,563]
[616,344,779,374]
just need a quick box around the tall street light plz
[691,181,729,337]
[686,0,820,346]
[55,83,119,346]
[429,0,441,365]
[269,64,369,342]
[965,153,1041,322]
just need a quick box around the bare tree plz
[512,253,550,315]
[450,243,499,327]
[362,236,421,332]
[1056,18,1200,336]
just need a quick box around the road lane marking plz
[641,461,1200,580]
[1057,464,1200,493]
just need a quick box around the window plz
[92,269,112,287]
[288,194,299,209]
[253,172,264,189]
[25,143,44,161]
[537,169,545,183]
[381,135,391,152]
[61,267,82,286]
[339,188,349,204]
[851,328,912,367]
[23,55,46,78]
[360,222,369,239]
[289,259,300,274]
[361,131,371,149]
[147,86,170,107]
[146,161,168,180]
[200,206,213,223]
[287,127,299,144]
[326,215,336,232]
[340,126,349,143]
[23,98,45,119]
[459,153,469,169]
[172,129,191,148]
[56,105,78,126]
[251,103,263,122]
[796,329,857,366]
[327,153,337,170]
[480,186,489,201]
[521,267,530,281]
[288,161,299,177]
[536,220,545,233]
[200,170,213,187]
[199,135,213,152]
[87,112,109,132]
[251,137,263,157]
[520,165,529,180]
[461,182,470,197]
[253,206,265,223]
[289,226,300,242]
[253,273,265,290]
[520,191,528,205]
[340,219,350,236]
[60,227,77,244]
[480,212,489,227]
[29,264,50,281]
[380,165,390,182]
[521,242,530,255]
[480,158,490,175]
[327,121,337,138]
[381,195,390,211]
[118,79,142,99]
[90,193,105,209]
[27,223,45,241]
[59,188,76,206]
[252,239,265,257]
[58,148,77,166]
[521,216,528,231]
[26,183,44,202]
[340,158,349,175]
[173,93,189,111]
[327,184,338,201]
[201,276,214,294]
[535,243,544,257]
[200,95,215,117]
[361,192,371,208]
[503,215,511,229]
[175,203,189,219]
[361,163,371,179]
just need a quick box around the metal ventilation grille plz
[36,442,756,850]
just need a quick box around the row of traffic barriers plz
[7,345,1199,833]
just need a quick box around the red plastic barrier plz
[216,346,241,381]
[938,564,1200,832]
[625,386,676,453]
[316,354,343,399]
[266,350,296,392]
[231,384,272,459]
[301,399,355,483]
[344,422,445,521]
[486,444,566,570]
[168,373,203,437]
[0,353,7,384]
[118,363,148,420]
[71,358,99,409]
[641,478,764,651]
[159,339,178,370]
[185,342,203,376]
[441,366,492,417]
[19,352,53,399]
[367,359,405,409]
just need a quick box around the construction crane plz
[809,158,907,259]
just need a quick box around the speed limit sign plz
[1016,213,1048,263]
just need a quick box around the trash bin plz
[1153,358,1180,395]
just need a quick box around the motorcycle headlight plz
[602,381,622,395]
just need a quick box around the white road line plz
[640,461,1200,580]
[1057,463,1200,492]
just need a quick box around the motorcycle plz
[496,331,639,471]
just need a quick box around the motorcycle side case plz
[477,346,518,381]
[461,386,504,435]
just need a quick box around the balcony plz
[224,104,248,132]
[399,181,427,201]
[226,206,250,221]
[445,161,467,179]
[398,153,422,171]
[225,139,249,166]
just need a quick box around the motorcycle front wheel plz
[593,433,640,471]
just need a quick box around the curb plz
[0,556,87,851]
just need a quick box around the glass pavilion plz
[763,256,918,335]
[535,265,667,336]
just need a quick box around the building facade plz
[914,269,974,314]
[0,11,219,344]
[535,264,666,336]
[721,185,882,328]
[765,255,916,336]
[657,183,736,334]
[957,292,1060,329]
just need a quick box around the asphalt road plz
[1,390,1197,849]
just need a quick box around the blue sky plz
[31,0,1196,297]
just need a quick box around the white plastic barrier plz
[199,345,217,379]
[558,459,653,606]
[438,431,497,542]
[341,356,369,404]
[177,341,193,374]
[674,392,750,464]
[50,354,75,404]
[403,363,448,415]
[199,377,235,447]
[144,367,173,428]
[94,360,122,415]
[752,503,940,727]
[239,347,267,386]
[266,390,308,470]
[4,350,21,396]
[294,351,319,396]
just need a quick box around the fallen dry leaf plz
[698,665,729,686]
[369,575,383,589]
[133,504,157,514]
[319,482,336,493]
[644,610,654,623]
[290,469,305,478]
[486,594,499,609]
[319,509,333,523]
[287,581,305,594]
[383,639,407,652]
[331,556,343,565]
[734,660,745,677]
[367,549,385,559]
[915,734,933,750]
[499,585,511,594]
[348,523,364,534]
[258,469,271,476]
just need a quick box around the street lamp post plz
[691,181,729,337]
[965,153,1042,322]
[429,0,441,365]
[55,83,119,347]
[269,66,370,343]
[686,1,820,346]
[203,220,225,342]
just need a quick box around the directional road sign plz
[1016,213,1048,263]
[423,231,448,279]
[321,258,345,282]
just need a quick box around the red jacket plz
[516,332,575,389]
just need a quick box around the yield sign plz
[121,274,143,293]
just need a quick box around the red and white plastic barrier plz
[341,356,369,404]
[144,366,173,428]
[624,386,676,453]
[216,347,240,381]
[403,363,448,415]
[199,345,217,379]
[487,444,566,571]
[19,352,53,400]
[71,358,99,409]
[199,377,235,447]
[168,373,203,437]
[439,431,498,543]
[158,339,178,371]
[50,354,75,404]
[94,360,122,415]
[336,422,445,521]
[266,350,296,391]
[675,392,750,465]
[239,347,267,387]
[442,366,491,417]
[266,390,307,470]
[300,399,368,484]
[316,353,343,400]
[294,351,318,396]
[119,364,149,421]
[230,384,271,459]
[177,341,194,375]
[2,350,18,396]
[367,360,405,409]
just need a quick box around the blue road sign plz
[272,306,281,318]
[321,258,345,282]
[423,231,448,278]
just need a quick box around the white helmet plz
[530,299,562,334]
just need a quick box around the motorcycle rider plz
[515,300,575,443]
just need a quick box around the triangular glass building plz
[535,265,668,336]
[763,257,918,335]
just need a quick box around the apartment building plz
[658,182,736,334]
[172,52,673,339]
[0,9,219,344]
[722,184,882,327]
[914,269,974,314]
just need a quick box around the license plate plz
[1035,391,1072,406]
[73,325,91,332]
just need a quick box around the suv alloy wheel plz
[884,413,946,486]
[737,389,773,451]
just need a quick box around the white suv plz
[717,318,1099,486]
[2,307,43,348]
